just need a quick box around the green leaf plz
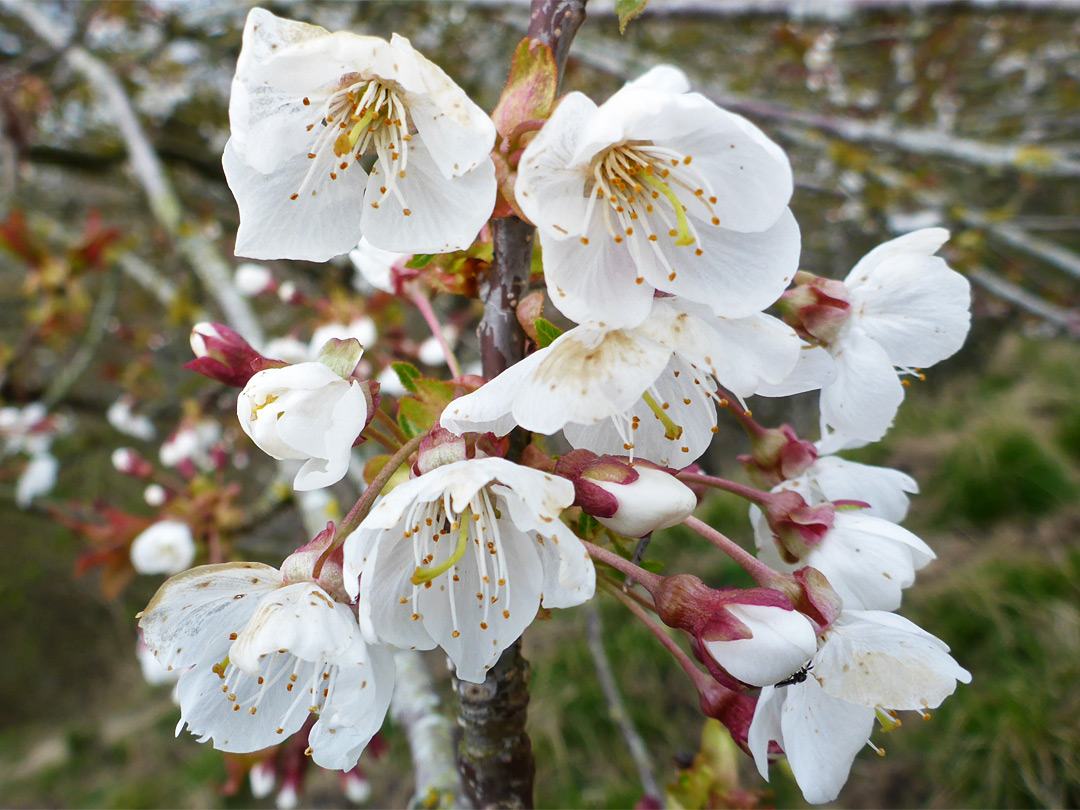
[534,317,563,349]
[614,0,648,33]
[405,254,434,269]
[398,410,421,439]
[391,361,421,394]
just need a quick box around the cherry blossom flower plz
[748,609,971,804]
[223,8,496,262]
[237,360,370,491]
[755,506,934,611]
[516,65,800,328]
[764,228,971,445]
[138,562,394,771]
[106,395,156,441]
[441,298,799,467]
[342,457,595,683]
[130,520,197,575]
[700,602,819,687]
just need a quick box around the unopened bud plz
[112,447,153,478]
[739,423,818,488]
[281,522,348,603]
[185,322,281,388]
[700,602,818,687]
[762,490,835,562]
[143,483,167,507]
[777,271,852,345]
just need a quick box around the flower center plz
[400,488,512,635]
[292,78,412,209]
[582,143,721,282]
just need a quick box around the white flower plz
[263,337,310,365]
[144,484,168,507]
[107,396,156,441]
[343,457,595,683]
[223,8,497,262]
[138,562,395,771]
[516,65,800,328]
[764,229,971,445]
[756,509,934,611]
[160,419,222,471]
[130,520,197,575]
[249,761,276,799]
[748,609,971,804]
[442,298,799,467]
[234,263,275,296]
[238,361,368,491]
[15,452,58,508]
[375,365,408,398]
[702,603,818,687]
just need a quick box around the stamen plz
[639,172,695,246]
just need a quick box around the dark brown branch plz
[464,2,588,807]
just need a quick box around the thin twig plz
[410,290,463,378]
[585,603,663,805]
[968,266,1080,337]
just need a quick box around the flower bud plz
[185,322,282,388]
[700,602,818,687]
[130,520,196,575]
[738,423,818,489]
[144,483,168,507]
[237,362,371,490]
[281,521,348,603]
[777,270,851,345]
[761,490,835,562]
[416,423,508,474]
[112,447,153,478]
[554,450,695,538]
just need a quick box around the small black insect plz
[775,661,813,687]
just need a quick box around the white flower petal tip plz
[130,520,197,576]
[442,300,799,467]
[225,8,496,262]
[342,458,594,683]
[237,362,368,491]
[516,72,797,328]
[139,562,394,770]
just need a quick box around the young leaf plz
[615,0,648,33]
[534,317,563,349]
[405,253,434,269]
[491,38,558,141]
[391,361,421,394]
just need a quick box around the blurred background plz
[1,1,1078,807]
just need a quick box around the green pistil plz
[335,107,378,157]
[639,171,695,246]
[411,514,470,585]
[642,391,683,440]
[876,707,901,732]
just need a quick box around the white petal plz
[754,344,836,398]
[356,533,439,652]
[626,95,794,233]
[642,301,801,397]
[539,230,657,329]
[230,583,359,674]
[848,241,971,369]
[647,208,801,320]
[225,139,368,262]
[780,677,876,804]
[418,513,544,684]
[808,456,918,523]
[514,92,601,240]
[593,468,698,538]
[703,604,818,687]
[361,137,496,253]
[138,562,283,672]
[621,65,691,95]
[495,485,595,608]
[391,33,496,178]
[508,327,672,433]
[747,685,785,781]
[290,382,367,491]
[309,643,395,771]
[815,610,971,710]
[15,452,58,508]
[820,327,904,443]
[440,352,547,437]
